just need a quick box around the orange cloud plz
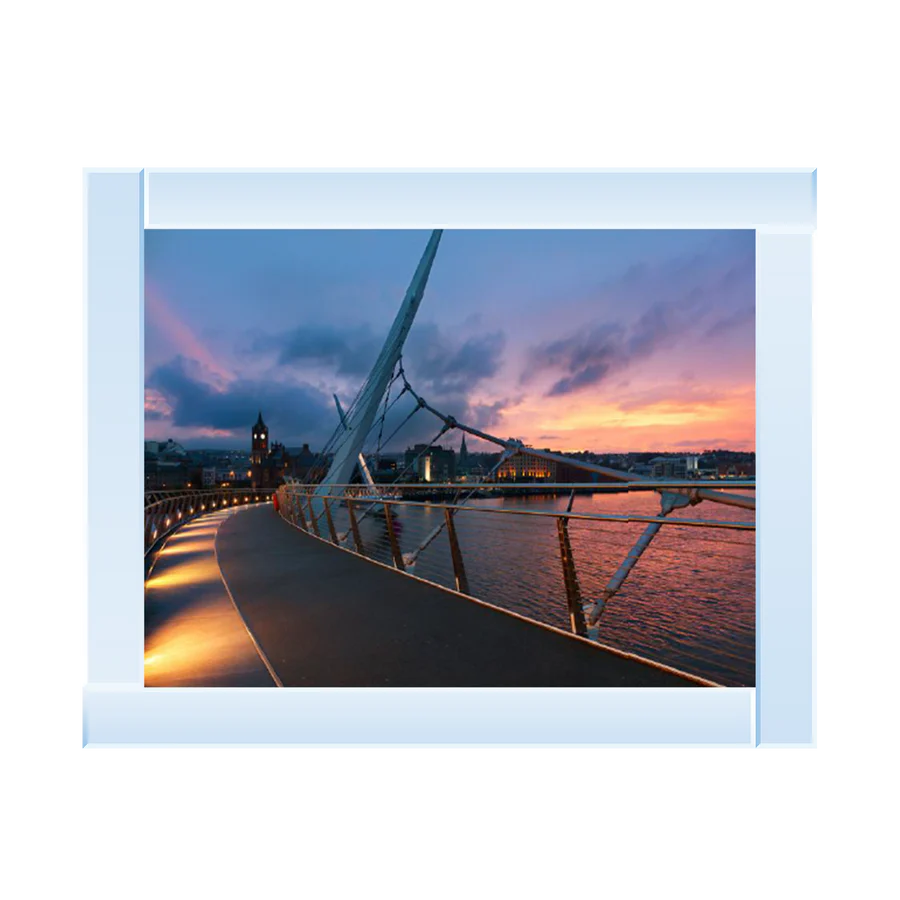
[144,387,172,418]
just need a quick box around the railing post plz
[346,497,365,554]
[163,498,175,533]
[294,493,308,531]
[556,513,587,637]
[306,495,319,536]
[443,508,470,595]
[322,496,339,544]
[382,503,406,571]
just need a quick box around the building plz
[649,456,700,481]
[497,450,555,481]
[246,413,323,487]
[144,439,192,490]
[145,439,188,459]
[250,411,289,489]
[718,459,755,478]
[403,444,456,482]
[495,448,608,484]
[286,443,318,481]
[250,411,268,466]
[216,463,252,486]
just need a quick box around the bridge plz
[144,480,754,688]
[144,230,756,688]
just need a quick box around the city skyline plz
[145,229,755,453]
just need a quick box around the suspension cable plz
[350,422,453,529]
[373,364,396,467]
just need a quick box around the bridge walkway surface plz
[145,505,705,687]
[144,509,276,687]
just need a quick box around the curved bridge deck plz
[145,505,705,688]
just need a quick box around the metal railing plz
[144,487,274,556]
[275,480,756,686]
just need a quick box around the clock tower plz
[251,411,268,465]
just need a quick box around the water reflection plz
[345,491,755,686]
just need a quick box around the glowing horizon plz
[144,229,755,454]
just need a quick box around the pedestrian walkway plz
[144,509,276,687]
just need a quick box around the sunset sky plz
[144,229,755,454]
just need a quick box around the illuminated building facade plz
[496,450,587,483]
[404,444,456,482]
[497,451,556,481]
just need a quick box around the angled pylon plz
[315,229,443,499]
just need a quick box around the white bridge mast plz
[316,230,443,497]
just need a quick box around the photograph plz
[143,227,756,688]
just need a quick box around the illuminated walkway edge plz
[144,509,277,687]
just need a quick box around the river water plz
[339,490,755,686]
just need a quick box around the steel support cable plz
[302,360,398,481]
[360,376,410,458]
[331,421,453,541]
[376,400,424,457]
[373,385,410,448]
[373,364,401,462]
[304,366,410,485]
[399,372,513,451]
[403,446,518,569]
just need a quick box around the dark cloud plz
[527,289,735,397]
[524,322,625,397]
[369,322,514,447]
[704,305,755,339]
[147,356,333,442]
[404,323,506,395]
[216,318,511,451]
[627,301,680,358]
[368,385,518,453]
[469,398,516,430]
[521,238,754,398]
[253,323,384,377]
[254,319,507,398]
[548,363,613,397]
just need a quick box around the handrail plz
[283,479,757,491]
[145,486,274,507]
[274,480,755,685]
[144,486,274,556]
